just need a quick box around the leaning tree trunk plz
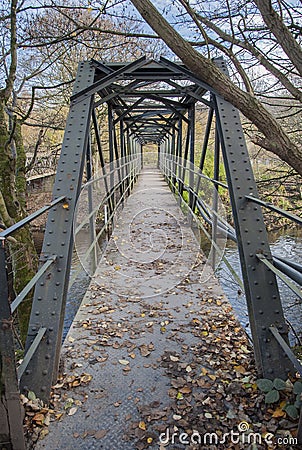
[0,99,37,344]
[130,0,302,176]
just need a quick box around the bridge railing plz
[72,154,142,281]
[159,151,302,440]
[0,153,142,449]
[0,197,66,450]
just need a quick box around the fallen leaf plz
[173,414,182,420]
[272,407,286,418]
[139,345,151,357]
[234,365,246,374]
[68,407,78,416]
[119,359,130,365]
[94,429,107,439]
[139,421,146,430]
[28,391,36,401]
[32,413,45,425]
[179,386,192,394]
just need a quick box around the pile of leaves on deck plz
[22,291,301,450]
[22,372,93,448]
[121,304,301,450]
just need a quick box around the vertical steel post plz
[176,118,182,183]
[112,118,123,201]
[180,118,190,197]
[86,135,97,273]
[120,120,126,195]
[92,111,113,217]
[192,107,214,212]
[210,125,220,269]
[0,238,25,449]
[141,143,144,169]
[20,61,96,401]
[108,103,115,211]
[171,127,176,191]
[188,103,195,210]
[213,60,294,378]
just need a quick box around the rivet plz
[32,327,37,331]
[259,310,263,314]
[266,353,271,358]
[43,370,48,375]
[38,297,42,301]
[262,326,266,330]
[41,386,47,392]
[254,281,258,285]
[267,368,273,374]
[35,311,40,316]
[45,354,50,359]
[275,310,280,314]
[25,370,31,375]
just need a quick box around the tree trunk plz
[0,100,37,344]
[254,0,302,78]
[130,0,302,176]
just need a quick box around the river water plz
[216,231,302,345]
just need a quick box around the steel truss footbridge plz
[1,57,302,448]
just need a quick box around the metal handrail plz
[69,155,142,286]
[246,194,302,227]
[0,196,66,238]
[160,153,302,289]
[11,256,57,313]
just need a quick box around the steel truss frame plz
[15,57,296,407]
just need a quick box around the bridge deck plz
[36,169,253,450]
